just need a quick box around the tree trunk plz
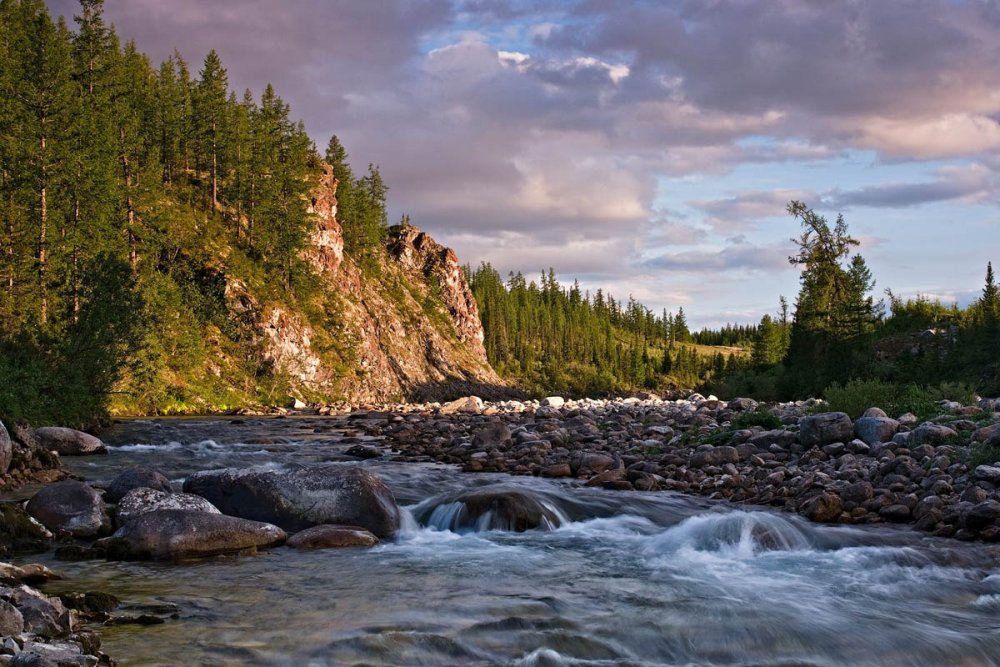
[39,131,48,325]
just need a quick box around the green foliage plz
[0,0,329,422]
[732,408,782,430]
[970,442,1000,468]
[820,378,974,420]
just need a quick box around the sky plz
[46,0,1000,329]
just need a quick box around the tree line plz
[0,0,389,423]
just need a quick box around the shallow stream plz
[32,417,1000,666]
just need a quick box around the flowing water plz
[30,417,1000,666]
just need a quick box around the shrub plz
[733,408,782,430]
[821,378,970,420]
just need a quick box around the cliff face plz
[232,164,502,404]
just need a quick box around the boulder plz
[182,465,401,537]
[4,586,74,638]
[908,423,958,446]
[101,510,286,560]
[286,525,378,550]
[799,412,853,447]
[965,501,1000,531]
[439,396,484,415]
[472,422,511,450]
[105,466,173,503]
[853,416,900,446]
[862,407,888,418]
[973,423,1000,444]
[540,396,565,408]
[416,487,564,532]
[0,563,59,586]
[33,427,106,456]
[0,420,11,475]
[747,429,798,449]
[115,488,220,525]
[25,481,109,538]
[0,599,24,636]
[801,492,843,523]
[691,446,739,468]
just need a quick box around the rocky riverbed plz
[3,404,1000,665]
[336,393,1000,541]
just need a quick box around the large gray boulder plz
[909,423,959,446]
[183,465,401,537]
[115,488,220,525]
[853,416,900,446]
[33,427,107,456]
[0,419,11,475]
[414,487,564,532]
[101,510,286,560]
[799,412,853,447]
[25,481,109,537]
[105,466,173,503]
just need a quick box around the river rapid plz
[39,417,1000,666]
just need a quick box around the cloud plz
[825,164,998,209]
[642,240,792,274]
[689,189,816,231]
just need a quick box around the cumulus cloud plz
[42,0,1000,324]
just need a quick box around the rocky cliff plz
[220,164,503,406]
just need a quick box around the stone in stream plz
[417,487,565,532]
[286,525,379,549]
[100,509,287,560]
[32,427,107,456]
[183,465,401,537]
[800,492,843,523]
[115,487,220,525]
[104,465,173,503]
[0,504,53,557]
[25,481,110,538]
[3,585,75,638]
[798,412,853,447]
[0,419,11,475]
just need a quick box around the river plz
[35,417,1000,666]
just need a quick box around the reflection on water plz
[31,417,1000,666]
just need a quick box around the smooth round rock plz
[286,525,378,550]
[115,488,220,525]
[105,466,173,503]
[102,509,286,560]
[25,481,110,537]
[33,427,107,456]
[0,420,12,475]
[182,465,401,537]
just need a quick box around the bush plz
[821,378,973,420]
[733,408,782,430]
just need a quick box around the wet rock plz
[964,501,1000,531]
[101,509,286,560]
[799,412,853,447]
[0,563,59,586]
[0,599,24,636]
[104,466,172,503]
[183,465,401,537]
[25,481,110,538]
[344,444,382,459]
[417,487,564,532]
[0,420,11,476]
[801,492,843,522]
[286,525,378,549]
[880,504,912,522]
[540,463,571,477]
[115,488,220,525]
[853,416,899,446]
[32,428,106,456]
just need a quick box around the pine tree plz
[194,49,228,211]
